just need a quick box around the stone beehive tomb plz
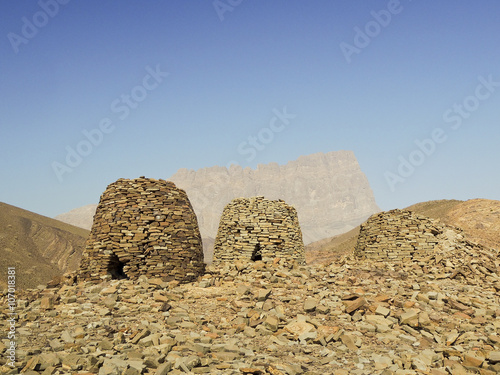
[354,209,444,261]
[79,177,205,283]
[212,196,305,264]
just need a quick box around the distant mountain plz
[0,202,89,289]
[55,150,380,262]
[54,204,97,230]
[306,198,500,264]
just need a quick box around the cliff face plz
[169,151,379,258]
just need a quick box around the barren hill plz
[4,201,500,373]
[306,198,500,264]
[410,198,500,251]
[0,202,89,289]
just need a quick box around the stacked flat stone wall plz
[213,196,305,264]
[354,209,442,261]
[79,177,205,283]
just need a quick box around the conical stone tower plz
[79,177,205,283]
[212,196,305,265]
[354,209,441,261]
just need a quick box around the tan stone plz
[340,334,358,351]
[40,296,54,310]
[345,297,366,314]
[284,320,315,338]
[462,352,484,367]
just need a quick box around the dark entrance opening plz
[251,243,262,261]
[107,252,128,279]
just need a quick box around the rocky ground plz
[1,244,500,375]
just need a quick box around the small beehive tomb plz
[354,209,442,261]
[212,196,305,264]
[79,177,205,283]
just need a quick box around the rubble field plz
[1,245,500,375]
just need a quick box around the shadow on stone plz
[251,243,262,261]
[107,252,127,280]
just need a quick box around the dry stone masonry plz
[355,209,441,261]
[79,177,205,283]
[354,208,491,264]
[213,196,305,264]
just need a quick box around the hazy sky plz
[1,1,499,218]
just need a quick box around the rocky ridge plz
[2,241,500,375]
[444,199,500,251]
[306,199,500,266]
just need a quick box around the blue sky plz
[1,0,499,218]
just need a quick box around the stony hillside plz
[2,198,500,373]
[2,250,500,374]
[305,226,360,265]
[406,199,500,252]
[437,199,499,251]
[405,199,463,221]
[306,199,500,264]
[0,202,89,289]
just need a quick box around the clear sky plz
[1,0,499,218]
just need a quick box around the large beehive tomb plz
[79,177,205,283]
[212,196,305,264]
[354,209,443,261]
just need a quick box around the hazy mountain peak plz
[54,204,98,231]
